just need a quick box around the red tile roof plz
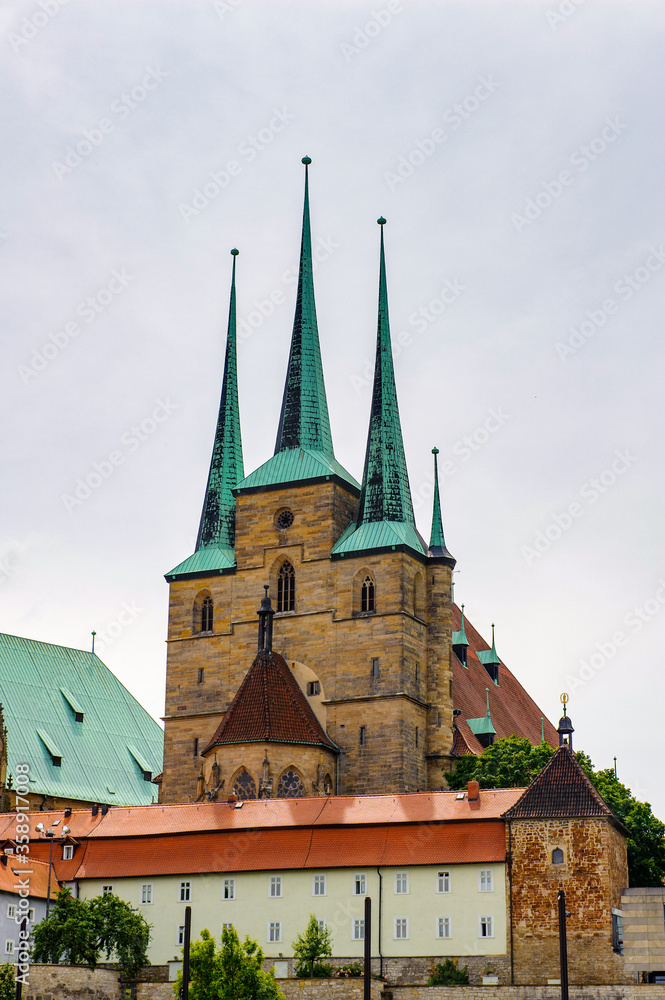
[452,604,558,753]
[503,745,629,835]
[204,650,337,753]
[74,819,508,879]
[0,854,59,899]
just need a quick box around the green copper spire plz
[452,603,469,647]
[275,156,334,457]
[478,623,500,667]
[332,218,424,559]
[166,250,244,580]
[466,686,497,741]
[428,447,455,564]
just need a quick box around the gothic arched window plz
[277,562,295,612]
[552,848,564,865]
[201,596,213,633]
[361,576,375,613]
[276,767,305,798]
[232,769,257,800]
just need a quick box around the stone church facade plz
[159,160,556,805]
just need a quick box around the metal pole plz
[181,905,192,999]
[15,916,27,1000]
[45,836,54,919]
[363,896,371,1000]
[558,889,569,1000]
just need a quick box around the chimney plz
[91,804,99,816]
[467,780,480,802]
[227,793,238,805]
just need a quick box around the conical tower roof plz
[332,219,425,559]
[203,650,338,753]
[428,447,455,564]
[236,158,358,495]
[167,250,244,580]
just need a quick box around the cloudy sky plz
[2,1,664,815]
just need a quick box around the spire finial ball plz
[432,446,439,455]
[230,248,239,256]
[302,156,312,165]
[377,216,386,225]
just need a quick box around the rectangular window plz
[270,876,282,898]
[359,726,366,746]
[193,738,199,758]
[354,873,366,895]
[395,872,409,894]
[223,878,236,900]
[318,919,326,932]
[6,905,15,919]
[197,668,204,684]
[437,916,451,939]
[102,885,113,895]
[415,663,419,688]
[141,884,153,904]
[62,844,74,860]
[177,925,185,946]
[179,881,191,902]
[306,681,320,696]
[353,919,365,940]
[479,915,494,938]
[28,908,35,922]
[394,917,408,939]
[437,871,451,893]
[612,911,623,954]
[222,922,234,934]
[415,726,419,747]
[479,869,494,892]
[4,941,13,955]
[313,874,326,896]
[371,658,379,678]
[268,921,282,943]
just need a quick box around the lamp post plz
[35,822,70,918]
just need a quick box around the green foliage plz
[173,926,284,1000]
[0,964,15,1000]
[447,736,665,887]
[291,913,333,979]
[333,961,363,978]
[428,958,469,985]
[31,887,150,980]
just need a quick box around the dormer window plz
[62,844,74,861]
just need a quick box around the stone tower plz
[160,160,456,804]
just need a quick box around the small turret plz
[557,693,574,750]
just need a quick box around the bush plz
[333,961,364,978]
[0,964,14,1000]
[428,958,469,985]
[295,960,333,978]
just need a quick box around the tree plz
[446,736,665,887]
[173,926,284,1000]
[32,888,150,979]
[0,964,15,1000]
[291,913,333,978]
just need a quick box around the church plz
[159,158,557,806]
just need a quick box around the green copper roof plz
[333,219,423,560]
[0,633,163,805]
[452,603,469,647]
[467,688,497,737]
[477,624,500,666]
[168,250,243,580]
[235,448,359,494]
[275,158,334,458]
[428,447,455,564]
[239,158,356,495]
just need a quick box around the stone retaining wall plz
[390,987,665,1000]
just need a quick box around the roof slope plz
[0,855,57,899]
[451,604,558,754]
[0,633,163,806]
[503,745,626,833]
[204,650,338,752]
[73,819,508,879]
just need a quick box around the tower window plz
[197,668,204,684]
[361,576,375,613]
[193,738,199,758]
[277,562,295,612]
[306,681,320,696]
[359,726,366,746]
[415,726,419,747]
[552,848,564,865]
[201,597,213,633]
[371,658,379,679]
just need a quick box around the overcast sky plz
[2,1,664,816]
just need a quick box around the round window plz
[275,509,294,530]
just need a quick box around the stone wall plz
[623,887,665,974]
[390,989,665,1000]
[22,964,121,1000]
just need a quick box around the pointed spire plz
[275,157,334,457]
[428,447,455,563]
[196,249,244,551]
[452,603,469,648]
[357,219,416,527]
